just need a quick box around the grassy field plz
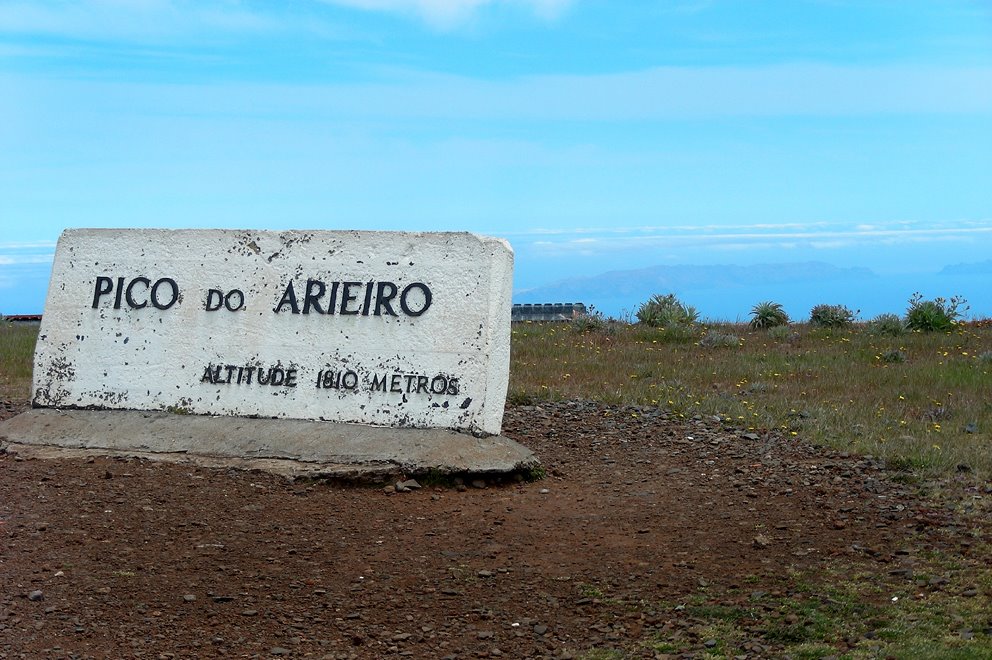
[2,318,991,478]
[510,319,992,480]
[0,322,37,401]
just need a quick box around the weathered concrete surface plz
[0,409,539,480]
[34,228,513,436]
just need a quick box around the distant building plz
[511,303,586,322]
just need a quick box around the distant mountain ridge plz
[514,261,876,302]
[940,260,992,276]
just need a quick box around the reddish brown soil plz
[0,399,980,658]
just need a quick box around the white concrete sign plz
[33,229,514,436]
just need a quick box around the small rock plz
[182,594,196,603]
[382,485,396,494]
[539,488,550,495]
[27,590,44,602]
[241,609,258,616]
[704,639,718,648]
[270,648,291,656]
[477,570,494,578]
[753,534,771,548]
[471,479,487,489]
[961,587,978,597]
[398,479,422,490]
[477,630,493,639]
[533,624,548,635]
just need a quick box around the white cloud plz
[519,221,992,256]
[0,241,56,266]
[0,0,571,40]
[318,0,571,28]
[87,64,992,119]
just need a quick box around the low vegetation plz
[749,300,790,329]
[512,294,991,480]
[635,293,700,329]
[809,303,856,328]
[0,320,36,399]
[905,292,969,332]
[868,312,907,336]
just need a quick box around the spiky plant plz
[749,301,789,330]
[636,293,699,328]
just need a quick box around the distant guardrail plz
[511,303,586,322]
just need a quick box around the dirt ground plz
[0,399,984,658]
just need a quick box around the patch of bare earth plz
[0,399,979,658]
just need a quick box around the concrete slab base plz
[0,409,539,481]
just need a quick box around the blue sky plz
[1,0,991,318]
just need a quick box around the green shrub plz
[570,307,617,334]
[904,293,968,332]
[809,304,856,328]
[868,313,906,336]
[699,330,741,348]
[749,301,789,330]
[636,293,699,328]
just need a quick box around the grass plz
[0,322,37,400]
[4,318,991,476]
[511,319,992,479]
